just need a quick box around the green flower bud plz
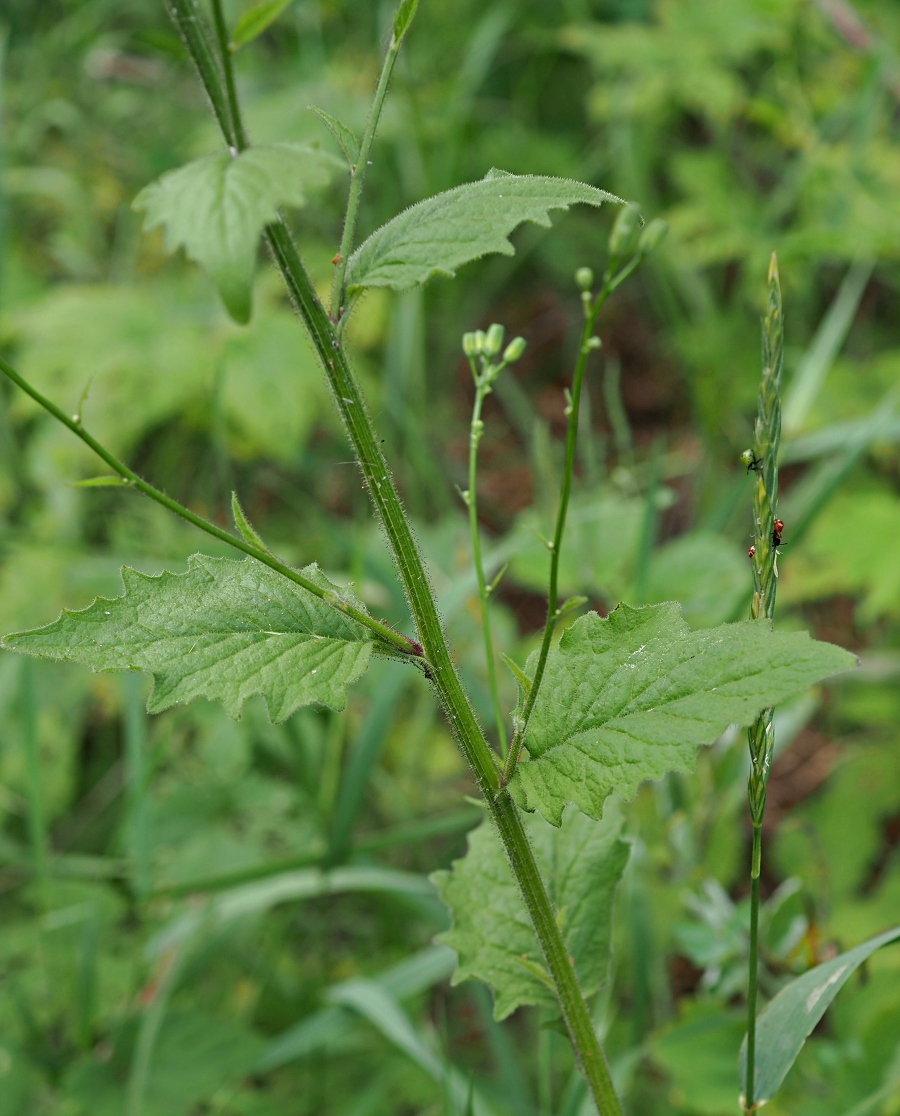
[474,329,487,355]
[638,218,668,255]
[503,336,527,363]
[484,323,505,357]
[575,267,594,292]
[608,203,641,257]
[462,332,479,358]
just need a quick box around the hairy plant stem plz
[0,355,419,660]
[744,253,784,1111]
[502,279,608,786]
[330,34,401,315]
[209,0,247,150]
[466,356,508,755]
[161,5,625,1110]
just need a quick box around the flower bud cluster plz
[461,323,527,371]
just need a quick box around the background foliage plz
[1,0,900,1112]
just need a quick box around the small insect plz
[740,449,763,474]
[748,545,756,558]
[772,518,784,548]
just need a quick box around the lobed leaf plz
[344,171,623,291]
[133,144,334,323]
[739,924,900,1104]
[1,555,372,721]
[511,602,857,825]
[432,804,629,1020]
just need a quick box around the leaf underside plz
[1,555,372,721]
[512,602,857,826]
[739,924,900,1103]
[345,171,624,291]
[432,804,630,1020]
[133,144,334,323]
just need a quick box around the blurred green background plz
[2,0,900,1113]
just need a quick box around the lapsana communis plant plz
[0,3,858,1111]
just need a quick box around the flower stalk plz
[743,252,784,1111]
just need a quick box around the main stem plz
[467,362,508,755]
[165,6,624,1110]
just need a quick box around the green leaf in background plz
[650,1002,747,1116]
[509,490,644,602]
[344,171,623,291]
[63,1011,264,1116]
[134,144,334,323]
[739,925,900,1105]
[2,556,373,720]
[782,490,900,622]
[432,804,629,1020]
[641,532,748,628]
[231,0,297,50]
[511,603,857,825]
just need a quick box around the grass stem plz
[744,253,784,1111]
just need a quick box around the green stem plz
[330,36,401,315]
[209,0,247,149]
[0,355,420,661]
[155,10,624,1110]
[502,284,606,786]
[744,254,784,1111]
[467,359,507,755]
[745,825,762,1108]
[165,0,234,147]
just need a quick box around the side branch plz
[0,356,421,661]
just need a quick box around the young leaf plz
[432,804,629,1020]
[391,0,420,45]
[231,0,297,50]
[739,925,900,1104]
[344,172,623,292]
[511,602,857,826]
[133,144,334,323]
[1,555,372,720]
[231,491,271,553]
[309,105,359,165]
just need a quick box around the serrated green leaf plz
[231,0,297,50]
[432,804,629,1020]
[309,105,359,165]
[511,603,857,825]
[344,172,623,291]
[1,555,372,721]
[133,144,333,323]
[738,925,900,1105]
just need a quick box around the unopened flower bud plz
[503,336,527,363]
[462,332,479,357]
[575,267,594,292]
[474,329,487,355]
[638,218,668,255]
[484,323,505,357]
[608,203,641,257]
